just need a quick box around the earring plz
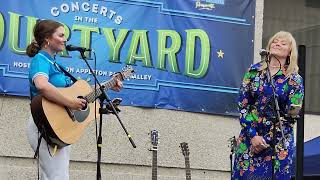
[286,56,290,65]
[44,41,49,48]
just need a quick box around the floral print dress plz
[232,62,304,180]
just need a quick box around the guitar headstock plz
[117,65,135,80]
[150,130,159,150]
[180,142,190,157]
[228,136,238,153]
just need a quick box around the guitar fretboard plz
[152,147,158,180]
[184,156,191,180]
[180,142,191,180]
[84,77,118,103]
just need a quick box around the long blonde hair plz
[265,31,299,77]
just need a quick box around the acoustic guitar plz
[180,142,191,180]
[30,66,134,147]
[150,130,159,180]
[229,136,238,177]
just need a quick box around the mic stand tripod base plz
[99,108,112,114]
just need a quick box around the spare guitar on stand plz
[150,130,159,180]
[180,142,191,180]
[228,136,238,178]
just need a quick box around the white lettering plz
[130,74,152,80]
[82,2,90,12]
[13,62,30,68]
[71,2,80,12]
[92,4,99,13]
[49,2,124,25]
[75,68,110,76]
[100,6,108,17]
[74,16,83,22]
[108,10,116,19]
[60,3,70,13]
[67,67,74,73]
[51,7,60,17]
[115,16,123,25]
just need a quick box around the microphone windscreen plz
[259,49,269,56]
[65,44,73,51]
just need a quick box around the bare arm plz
[33,75,86,110]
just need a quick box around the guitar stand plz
[99,98,122,115]
[76,51,136,180]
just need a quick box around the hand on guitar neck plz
[109,77,123,92]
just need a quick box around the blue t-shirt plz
[29,50,72,98]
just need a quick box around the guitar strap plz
[34,133,43,159]
[33,124,55,158]
[56,63,78,83]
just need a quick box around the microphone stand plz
[264,55,287,180]
[78,51,136,180]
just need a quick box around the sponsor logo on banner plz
[194,0,225,10]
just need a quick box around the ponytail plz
[26,40,40,57]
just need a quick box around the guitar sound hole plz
[77,96,88,111]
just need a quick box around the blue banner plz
[0,0,255,115]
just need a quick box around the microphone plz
[259,49,270,56]
[66,44,92,52]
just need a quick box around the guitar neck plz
[152,149,158,180]
[184,156,191,180]
[85,77,118,103]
